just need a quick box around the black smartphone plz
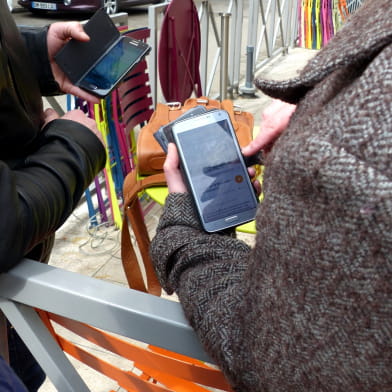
[76,37,150,97]
[171,109,259,233]
[153,105,208,153]
[55,9,151,98]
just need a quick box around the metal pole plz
[148,3,169,107]
[239,0,258,96]
[228,0,243,94]
[199,1,210,95]
[219,13,231,100]
[240,45,257,96]
[148,5,159,107]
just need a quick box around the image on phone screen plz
[172,110,258,232]
[79,37,150,97]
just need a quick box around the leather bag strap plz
[121,170,166,296]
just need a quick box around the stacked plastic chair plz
[76,26,154,230]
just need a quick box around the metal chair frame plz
[0,259,229,391]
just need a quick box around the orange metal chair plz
[0,259,233,391]
[38,310,232,391]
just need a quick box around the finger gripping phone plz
[171,109,259,233]
[55,9,151,98]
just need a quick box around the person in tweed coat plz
[150,0,392,390]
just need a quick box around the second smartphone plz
[78,36,150,98]
[171,109,258,233]
[55,9,151,98]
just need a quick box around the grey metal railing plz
[0,259,212,391]
[147,0,298,103]
[240,0,298,95]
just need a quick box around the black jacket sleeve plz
[0,119,106,272]
[20,25,61,96]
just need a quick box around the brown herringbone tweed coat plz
[150,0,392,390]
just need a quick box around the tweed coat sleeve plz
[150,192,255,386]
[150,0,392,391]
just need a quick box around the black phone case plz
[55,9,121,84]
[153,106,208,153]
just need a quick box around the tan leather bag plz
[137,96,254,175]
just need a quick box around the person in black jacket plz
[0,3,106,391]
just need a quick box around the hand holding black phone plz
[55,9,151,98]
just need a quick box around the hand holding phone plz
[171,109,259,232]
[55,9,151,98]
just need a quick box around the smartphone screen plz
[78,36,151,97]
[172,110,258,232]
